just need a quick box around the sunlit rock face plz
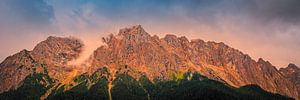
[0,50,36,93]
[280,64,300,97]
[31,36,83,80]
[0,36,83,93]
[0,25,299,99]
[90,25,299,99]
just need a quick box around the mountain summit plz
[0,25,299,99]
[0,36,83,93]
[280,64,300,97]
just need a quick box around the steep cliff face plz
[0,36,83,93]
[30,36,83,80]
[90,25,299,99]
[0,25,299,99]
[0,50,36,93]
[280,64,300,97]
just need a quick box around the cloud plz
[251,0,300,23]
[1,0,300,68]
[0,0,55,33]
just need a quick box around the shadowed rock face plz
[0,25,299,99]
[0,36,83,93]
[280,64,300,97]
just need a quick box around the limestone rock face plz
[0,36,83,93]
[31,36,83,79]
[0,50,36,93]
[90,25,299,99]
[0,25,299,99]
[280,64,300,97]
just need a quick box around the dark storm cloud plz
[257,0,300,23]
[71,0,300,27]
[178,0,300,24]
[236,0,300,24]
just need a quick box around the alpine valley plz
[0,25,299,100]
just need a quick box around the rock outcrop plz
[280,64,300,97]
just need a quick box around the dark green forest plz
[0,67,294,100]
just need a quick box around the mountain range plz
[0,25,299,100]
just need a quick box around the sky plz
[0,0,300,68]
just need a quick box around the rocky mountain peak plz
[280,63,300,73]
[280,64,300,98]
[1,25,300,99]
[257,58,275,68]
[118,25,151,42]
[0,36,85,93]
[288,63,299,70]
[0,49,36,93]
[90,25,300,99]
[118,25,145,35]
[257,58,268,63]
[31,36,83,64]
[280,64,300,74]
